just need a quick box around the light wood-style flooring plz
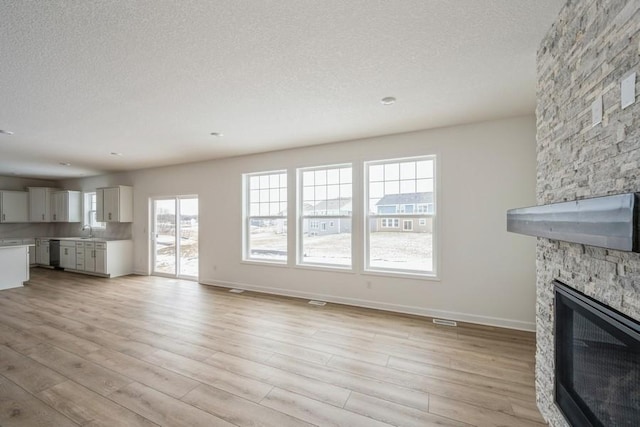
[0,268,545,426]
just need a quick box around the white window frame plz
[243,170,288,264]
[365,155,437,277]
[381,218,400,228]
[83,192,106,229]
[298,163,353,269]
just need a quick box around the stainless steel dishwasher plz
[49,239,61,268]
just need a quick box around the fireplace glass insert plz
[554,280,640,426]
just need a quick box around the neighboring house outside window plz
[366,156,436,275]
[299,164,352,267]
[375,193,433,231]
[244,171,288,263]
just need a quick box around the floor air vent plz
[308,300,327,306]
[229,289,245,294]
[433,318,457,327]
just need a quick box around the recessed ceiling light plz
[59,162,71,166]
[110,152,123,156]
[381,97,396,105]
[0,129,14,135]
[210,132,223,137]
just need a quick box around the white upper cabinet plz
[51,190,82,222]
[0,191,29,223]
[28,187,58,222]
[97,186,133,223]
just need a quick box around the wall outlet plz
[366,281,372,289]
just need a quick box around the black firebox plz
[554,281,640,426]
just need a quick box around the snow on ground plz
[154,226,434,277]
[251,228,433,271]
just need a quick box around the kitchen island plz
[0,244,30,290]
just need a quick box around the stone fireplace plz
[535,0,640,426]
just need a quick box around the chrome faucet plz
[82,224,93,238]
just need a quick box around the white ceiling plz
[0,0,565,179]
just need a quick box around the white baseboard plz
[199,277,535,332]
[132,270,149,276]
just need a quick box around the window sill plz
[362,268,440,282]
[296,263,355,274]
[241,259,289,268]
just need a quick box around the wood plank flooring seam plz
[261,386,396,427]
[342,390,353,409]
[0,372,82,426]
[38,379,163,427]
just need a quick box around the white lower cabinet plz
[81,242,95,272]
[28,244,36,265]
[66,240,131,278]
[60,241,76,269]
[35,239,50,265]
[95,243,107,274]
[75,241,85,271]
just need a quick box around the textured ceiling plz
[0,0,565,179]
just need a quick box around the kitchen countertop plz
[54,237,130,242]
[0,238,35,246]
[0,237,131,245]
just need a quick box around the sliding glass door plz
[152,196,198,279]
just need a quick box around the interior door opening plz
[152,196,198,280]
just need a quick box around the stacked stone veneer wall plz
[536,0,640,425]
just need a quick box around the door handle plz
[42,213,45,220]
